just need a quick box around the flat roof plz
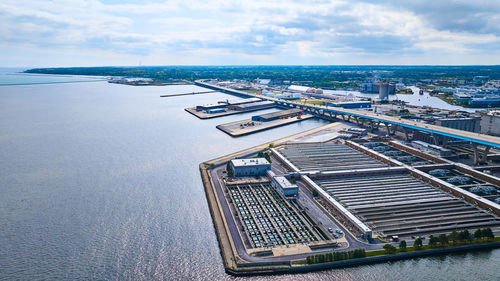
[234,101,274,108]
[254,108,302,119]
[226,97,261,105]
[273,176,298,189]
[231,158,270,167]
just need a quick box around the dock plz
[216,114,313,137]
[185,99,277,119]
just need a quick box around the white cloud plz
[0,0,498,66]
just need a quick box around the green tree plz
[226,161,234,177]
[414,238,423,249]
[429,236,439,247]
[383,244,397,254]
[459,230,472,242]
[438,234,448,246]
[449,231,459,245]
[481,228,494,240]
[312,189,319,197]
[474,229,483,240]
[399,240,407,251]
[264,152,271,163]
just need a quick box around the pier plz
[217,115,313,137]
[216,110,314,137]
[160,90,217,97]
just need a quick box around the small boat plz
[419,89,424,95]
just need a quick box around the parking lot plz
[227,182,327,248]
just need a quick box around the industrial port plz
[194,79,500,275]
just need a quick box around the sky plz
[0,0,499,67]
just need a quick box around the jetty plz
[160,90,217,97]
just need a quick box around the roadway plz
[196,80,500,148]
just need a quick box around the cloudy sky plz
[1,0,499,67]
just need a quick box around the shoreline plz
[226,242,500,276]
[0,79,106,86]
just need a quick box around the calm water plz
[0,78,499,280]
[0,68,101,85]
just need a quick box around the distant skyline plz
[1,0,499,67]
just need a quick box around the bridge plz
[195,80,500,163]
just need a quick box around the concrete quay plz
[216,114,313,137]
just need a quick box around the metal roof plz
[253,108,302,119]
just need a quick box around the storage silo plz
[379,82,389,100]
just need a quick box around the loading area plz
[226,181,326,249]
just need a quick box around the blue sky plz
[0,0,499,67]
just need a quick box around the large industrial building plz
[313,171,499,237]
[227,100,275,111]
[251,108,302,122]
[276,143,388,172]
[197,98,265,111]
[230,158,271,176]
[271,141,500,239]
